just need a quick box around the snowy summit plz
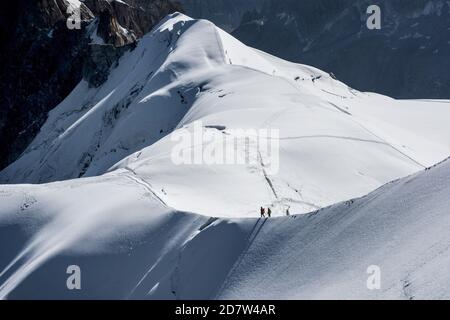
[0,13,450,299]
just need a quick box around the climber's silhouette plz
[260,206,265,218]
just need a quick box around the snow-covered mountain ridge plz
[0,13,450,299]
[1,13,450,217]
[0,144,449,299]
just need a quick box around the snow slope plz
[0,156,449,299]
[1,13,450,218]
[216,159,450,300]
[0,13,450,299]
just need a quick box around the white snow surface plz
[0,153,449,299]
[0,13,450,299]
[2,14,450,217]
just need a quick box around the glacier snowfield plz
[0,13,449,299]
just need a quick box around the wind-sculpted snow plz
[0,157,449,299]
[0,13,450,299]
[1,13,450,217]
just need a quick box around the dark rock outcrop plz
[83,42,135,87]
[0,0,182,170]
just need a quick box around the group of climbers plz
[260,206,291,218]
[260,206,272,218]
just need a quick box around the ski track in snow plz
[122,167,168,206]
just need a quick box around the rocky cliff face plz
[39,0,95,25]
[85,0,184,46]
[0,0,182,170]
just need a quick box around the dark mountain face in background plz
[230,0,450,99]
[1,0,449,170]
[180,0,450,99]
[178,0,265,32]
[0,0,181,170]
[0,0,92,170]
